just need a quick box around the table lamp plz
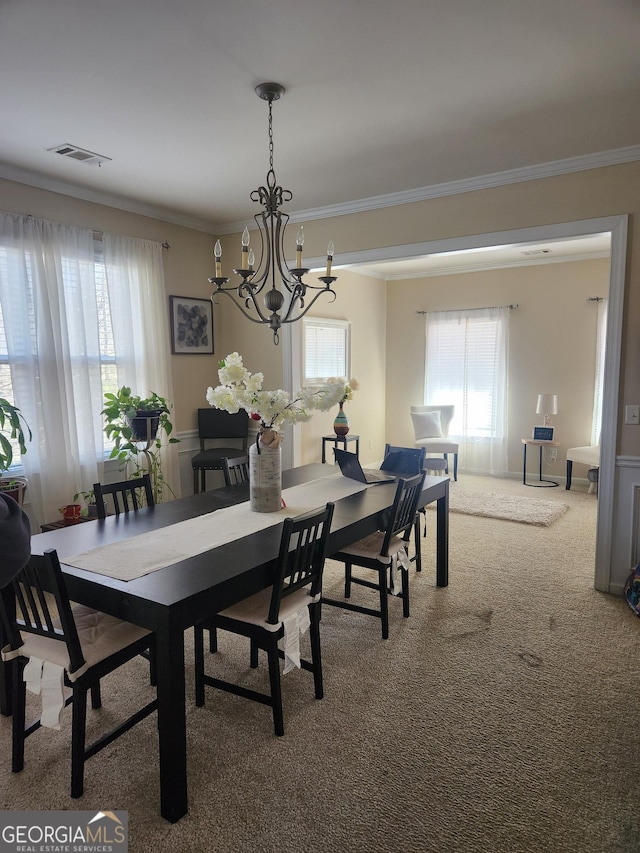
[533,394,558,440]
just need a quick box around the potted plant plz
[101,387,179,504]
[0,398,31,506]
[73,488,98,518]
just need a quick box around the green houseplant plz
[0,397,32,506]
[101,387,179,504]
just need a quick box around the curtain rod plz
[415,303,518,315]
[91,229,171,249]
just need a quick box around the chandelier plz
[209,83,337,344]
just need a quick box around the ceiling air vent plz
[47,144,111,166]
[521,248,551,256]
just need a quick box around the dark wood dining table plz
[2,463,449,823]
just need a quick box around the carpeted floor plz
[2,473,640,853]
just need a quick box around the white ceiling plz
[1,0,639,236]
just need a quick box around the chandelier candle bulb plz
[248,248,255,272]
[326,241,334,277]
[214,240,222,278]
[241,227,250,268]
[296,227,304,268]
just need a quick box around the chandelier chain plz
[268,98,274,172]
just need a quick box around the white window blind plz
[425,306,509,474]
[303,318,350,384]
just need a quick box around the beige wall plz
[385,258,610,474]
[297,269,387,466]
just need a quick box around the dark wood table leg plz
[435,480,449,587]
[155,623,188,822]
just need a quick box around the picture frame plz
[169,296,213,354]
[532,426,554,441]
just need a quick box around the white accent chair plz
[566,445,600,492]
[410,405,459,481]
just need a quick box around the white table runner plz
[64,474,369,582]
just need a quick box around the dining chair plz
[0,549,157,798]
[93,473,154,518]
[222,454,249,486]
[383,444,426,572]
[194,502,335,737]
[191,408,249,494]
[410,404,459,480]
[322,471,426,639]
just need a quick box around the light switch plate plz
[625,404,640,424]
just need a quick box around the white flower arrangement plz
[206,352,358,448]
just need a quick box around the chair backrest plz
[383,444,426,475]
[379,471,426,557]
[0,549,85,675]
[223,454,249,486]
[267,502,335,626]
[197,408,249,451]
[93,473,154,518]
[410,405,455,438]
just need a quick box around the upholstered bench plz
[566,445,600,490]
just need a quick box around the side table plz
[322,434,360,463]
[522,438,560,487]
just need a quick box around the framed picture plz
[532,426,554,441]
[169,296,213,354]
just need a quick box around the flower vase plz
[249,441,282,512]
[333,402,349,436]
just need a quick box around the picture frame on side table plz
[170,296,213,354]
[532,426,554,441]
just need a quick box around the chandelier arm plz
[212,290,270,324]
[280,287,337,325]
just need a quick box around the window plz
[302,318,350,384]
[425,306,509,473]
[0,212,173,524]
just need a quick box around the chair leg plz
[379,566,389,640]
[250,639,259,669]
[194,624,205,707]
[90,682,101,710]
[413,514,422,572]
[345,561,352,598]
[267,642,284,737]
[71,686,87,798]
[453,453,458,481]
[209,627,218,654]
[193,467,199,495]
[309,605,323,700]
[443,453,449,475]
[12,660,27,773]
[566,460,573,490]
[401,567,410,618]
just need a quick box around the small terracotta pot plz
[60,503,82,525]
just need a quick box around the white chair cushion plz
[217,586,319,632]
[567,445,600,467]
[2,604,151,682]
[414,438,459,453]
[339,531,408,563]
[411,410,443,439]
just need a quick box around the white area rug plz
[445,490,569,526]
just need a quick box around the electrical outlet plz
[625,405,640,425]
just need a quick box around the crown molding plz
[3,145,639,236]
[218,145,640,233]
[0,162,218,234]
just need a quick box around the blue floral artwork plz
[170,296,213,354]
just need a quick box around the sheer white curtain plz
[425,306,509,475]
[591,298,608,446]
[103,234,179,499]
[0,213,178,524]
[0,213,104,523]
